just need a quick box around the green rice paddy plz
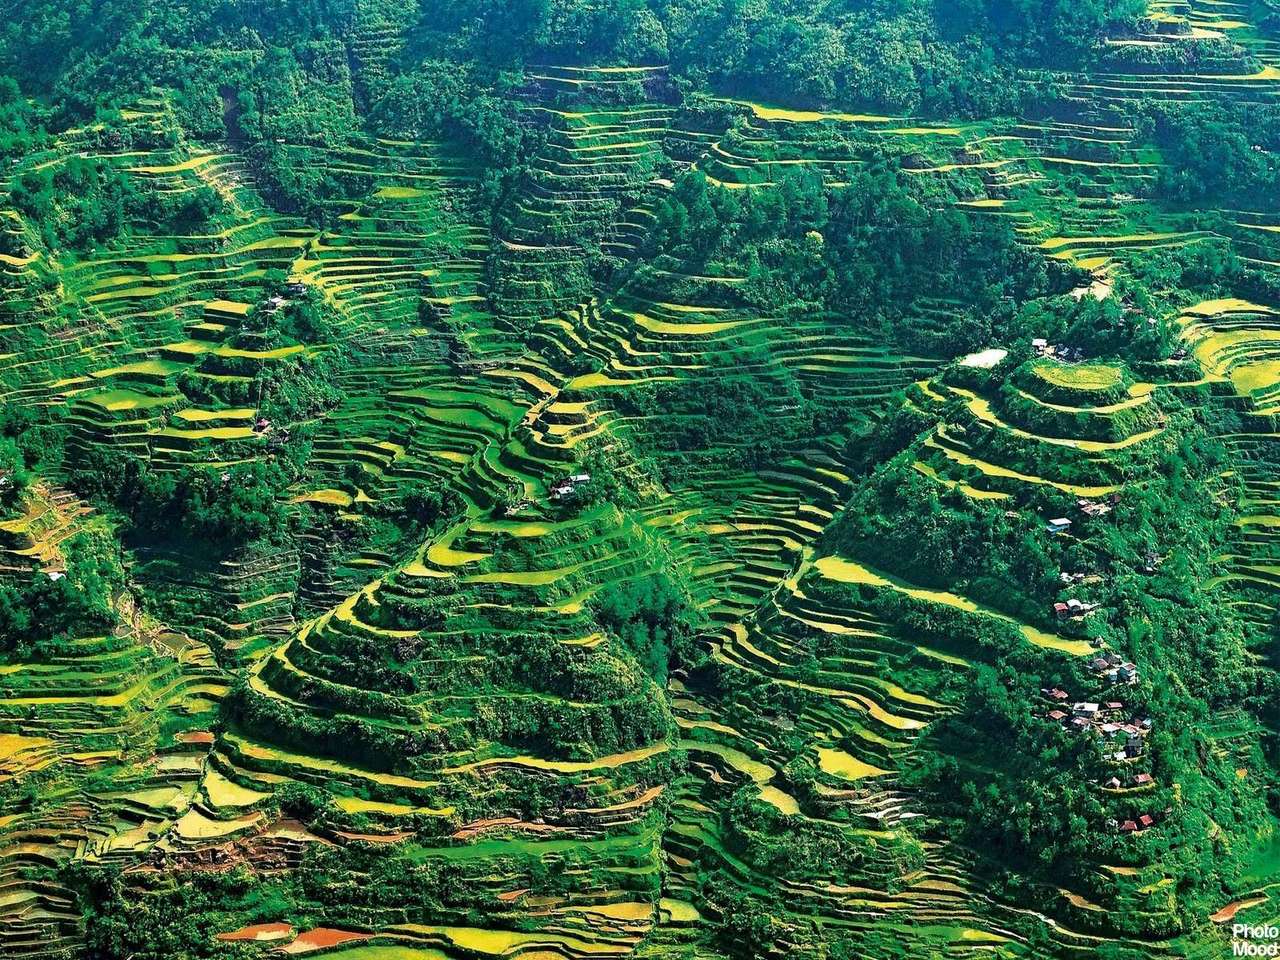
[3,11,1280,957]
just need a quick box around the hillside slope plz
[1,2,1279,959]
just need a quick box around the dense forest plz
[0,1,1278,959]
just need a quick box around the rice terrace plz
[2,1,1280,958]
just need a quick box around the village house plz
[1054,598,1099,620]
[1088,652,1139,686]
[1046,517,1072,535]
[1098,655,1115,671]
[550,472,592,501]
[1031,340,1084,361]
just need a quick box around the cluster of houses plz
[1116,813,1154,833]
[1088,650,1139,686]
[1111,807,1172,834]
[1041,688,1154,768]
[1031,339,1087,363]
[1059,570,1098,586]
[1077,495,1117,518]
[1103,771,1153,790]
[262,282,308,313]
[504,495,532,517]
[550,473,591,501]
[1053,597,1100,621]
[1045,495,1121,535]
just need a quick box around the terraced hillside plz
[2,1,1280,959]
